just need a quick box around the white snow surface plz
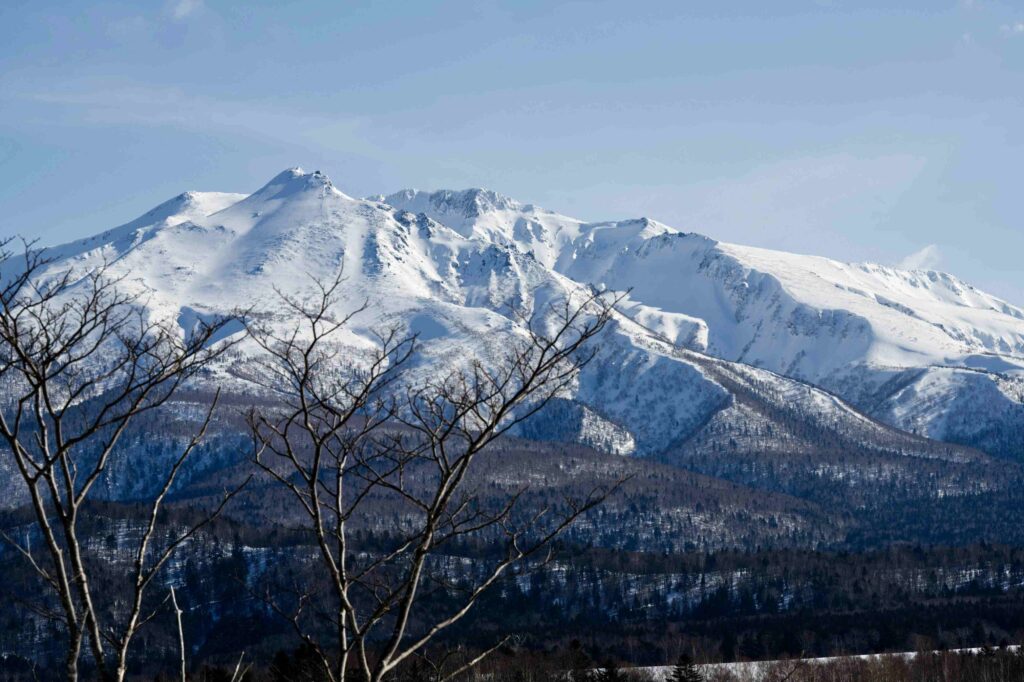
[386,186,1024,449]
[384,187,1024,373]
[20,169,1024,455]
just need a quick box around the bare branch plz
[247,273,618,682]
[0,239,246,681]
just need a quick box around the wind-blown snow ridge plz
[22,168,1024,460]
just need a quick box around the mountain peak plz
[255,167,338,198]
[127,190,244,229]
[377,188,525,219]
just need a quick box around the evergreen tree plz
[668,654,703,682]
[594,659,627,682]
[567,640,593,682]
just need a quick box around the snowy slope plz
[18,169,1024,462]
[385,188,1024,458]
[387,188,1024,373]
[16,170,717,455]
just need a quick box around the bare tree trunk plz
[65,630,81,682]
[171,587,186,682]
[62,516,110,679]
[229,652,250,682]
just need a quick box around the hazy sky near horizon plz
[1,1,1023,300]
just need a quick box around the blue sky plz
[2,1,1023,300]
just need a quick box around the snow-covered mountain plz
[24,168,1024,462]
[385,187,1024,459]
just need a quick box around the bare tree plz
[170,586,186,682]
[247,275,625,682]
[0,240,248,681]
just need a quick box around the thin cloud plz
[107,1,205,41]
[6,83,378,157]
[169,0,204,21]
[899,244,943,271]
[1000,22,1024,36]
[106,15,150,41]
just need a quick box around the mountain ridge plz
[18,168,1024,463]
